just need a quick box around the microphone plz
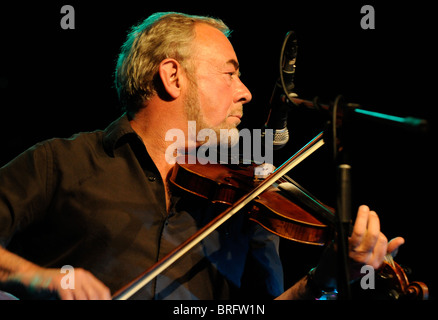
[264,31,298,150]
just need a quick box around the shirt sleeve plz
[0,142,53,247]
[239,222,284,299]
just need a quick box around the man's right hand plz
[0,247,111,300]
[17,266,112,300]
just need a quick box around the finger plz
[387,237,405,257]
[72,285,88,300]
[66,287,87,300]
[58,289,74,300]
[359,210,381,252]
[350,205,371,247]
[369,232,388,269]
[82,283,99,300]
[83,271,111,300]
[101,288,112,300]
[351,206,381,252]
[87,278,111,300]
[73,272,101,300]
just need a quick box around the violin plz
[168,151,429,300]
[169,152,335,246]
[112,132,428,300]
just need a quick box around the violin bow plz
[112,132,325,300]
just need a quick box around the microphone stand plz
[272,30,428,300]
[291,95,428,300]
[331,95,352,300]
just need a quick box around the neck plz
[130,114,174,182]
[129,100,191,211]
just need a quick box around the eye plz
[226,71,241,79]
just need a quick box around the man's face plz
[184,23,252,146]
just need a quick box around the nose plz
[234,78,252,105]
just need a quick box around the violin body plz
[169,157,255,205]
[247,190,331,245]
[169,157,334,246]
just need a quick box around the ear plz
[158,58,183,99]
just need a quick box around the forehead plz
[193,23,238,68]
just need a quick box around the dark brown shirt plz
[0,115,283,299]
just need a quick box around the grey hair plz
[114,12,231,115]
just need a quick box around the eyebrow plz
[226,59,240,70]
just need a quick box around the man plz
[0,12,403,300]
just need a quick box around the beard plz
[183,80,240,147]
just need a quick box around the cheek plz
[199,85,233,126]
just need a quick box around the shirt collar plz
[102,113,139,156]
[102,113,162,178]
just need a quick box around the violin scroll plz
[353,255,429,300]
[406,281,429,300]
[378,256,429,300]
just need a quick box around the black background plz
[1,1,436,299]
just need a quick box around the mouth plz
[230,114,242,119]
[228,114,242,124]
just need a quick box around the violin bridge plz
[254,163,275,180]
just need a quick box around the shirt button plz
[148,175,157,182]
